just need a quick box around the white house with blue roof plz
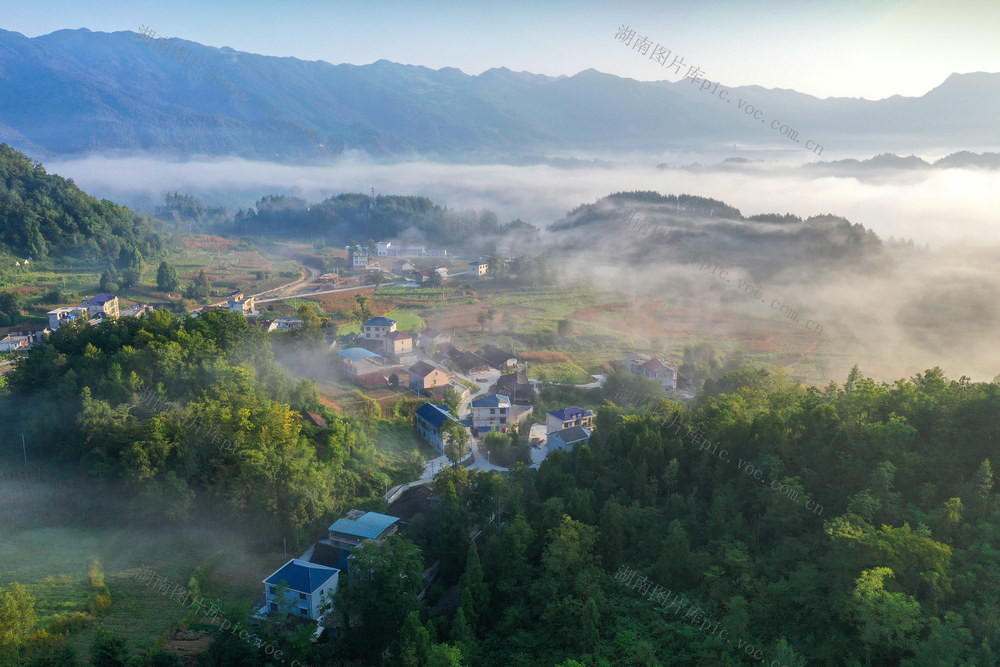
[415,403,460,451]
[263,558,339,620]
[471,393,512,433]
[328,510,400,550]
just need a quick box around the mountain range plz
[2,27,999,162]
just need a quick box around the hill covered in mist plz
[550,191,889,283]
[2,28,999,161]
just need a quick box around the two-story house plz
[409,361,451,392]
[263,559,339,621]
[468,260,488,277]
[81,293,119,318]
[359,317,397,352]
[415,403,461,451]
[641,357,678,391]
[385,330,414,356]
[47,306,89,330]
[546,407,595,434]
[471,394,512,433]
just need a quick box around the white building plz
[263,559,339,621]
[47,306,89,330]
[471,393,512,433]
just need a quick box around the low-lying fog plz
[47,153,1000,383]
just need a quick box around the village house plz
[337,347,383,376]
[415,403,461,451]
[393,259,415,275]
[641,357,679,391]
[0,333,30,353]
[468,260,488,276]
[624,353,679,391]
[268,317,304,331]
[385,330,414,356]
[546,407,595,434]
[328,511,400,549]
[448,348,490,375]
[471,394,512,433]
[479,345,517,371]
[494,371,534,403]
[408,361,451,393]
[419,328,451,351]
[546,425,592,452]
[81,293,119,318]
[120,304,153,318]
[359,316,397,352]
[47,306,89,330]
[224,290,256,316]
[262,559,339,621]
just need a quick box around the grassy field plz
[0,473,285,659]
[525,360,595,384]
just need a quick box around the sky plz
[1,0,998,100]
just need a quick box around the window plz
[269,586,277,595]
[270,602,277,611]
[300,608,308,615]
[299,592,307,600]
[490,408,495,414]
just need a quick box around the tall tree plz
[156,260,179,292]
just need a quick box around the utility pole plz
[21,432,27,466]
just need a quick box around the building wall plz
[473,406,510,432]
[416,415,445,451]
[264,574,338,620]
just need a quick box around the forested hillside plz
[3,306,998,664]
[552,191,888,280]
[364,367,998,666]
[0,143,160,261]
[1,309,393,538]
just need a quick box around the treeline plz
[225,193,536,251]
[0,143,161,261]
[328,365,999,665]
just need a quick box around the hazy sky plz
[2,0,997,100]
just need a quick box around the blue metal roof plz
[337,347,382,361]
[363,317,396,327]
[416,403,453,429]
[264,558,338,594]
[471,394,509,408]
[548,407,594,421]
[328,512,400,539]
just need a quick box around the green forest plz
[2,305,999,665]
[0,144,161,262]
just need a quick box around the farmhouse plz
[385,330,414,356]
[81,293,119,318]
[479,345,517,371]
[263,559,339,621]
[328,511,400,549]
[546,407,595,434]
[546,425,592,452]
[409,361,451,392]
[47,306,89,330]
[494,371,534,403]
[468,260,489,276]
[415,403,461,451]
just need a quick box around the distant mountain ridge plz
[1,28,999,161]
